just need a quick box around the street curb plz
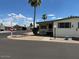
[7,35,79,44]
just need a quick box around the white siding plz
[39,29,47,35]
[53,18,79,37]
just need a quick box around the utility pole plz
[10,17,13,37]
[8,15,13,37]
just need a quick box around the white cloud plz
[24,17,33,27]
[8,13,33,22]
[48,14,55,17]
[7,13,33,27]
[0,19,3,23]
[26,17,33,22]
[2,17,16,26]
[15,14,26,19]
[8,13,26,20]
[47,14,56,20]
[3,21,17,27]
[51,17,56,19]
[8,13,16,16]
[57,17,62,19]
[0,13,33,27]
[51,17,63,20]
[2,17,13,22]
[47,14,62,20]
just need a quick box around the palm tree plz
[42,13,47,21]
[28,0,41,28]
[30,23,32,27]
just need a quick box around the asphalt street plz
[0,31,79,59]
[0,40,79,59]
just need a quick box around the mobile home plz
[37,16,79,37]
[0,23,5,31]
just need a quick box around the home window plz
[49,24,53,29]
[58,22,71,28]
[40,26,47,29]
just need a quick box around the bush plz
[32,27,39,35]
[22,27,27,30]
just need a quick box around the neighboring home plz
[13,25,22,30]
[5,25,27,31]
[0,23,5,31]
[37,16,79,37]
[13,25,27,31]
[5,26,11,31]
[5,25,23,31]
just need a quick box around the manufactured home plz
[0,23,5,31]
[37,20,53,36]
[37,16,79,37]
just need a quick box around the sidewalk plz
[7,32,79,44]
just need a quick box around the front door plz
[48,24,53,36]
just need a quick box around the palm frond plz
[28,0,41,7]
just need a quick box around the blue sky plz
[0,0,79,26]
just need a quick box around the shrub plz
[32,27,39,35]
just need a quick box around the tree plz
[30,23,33,28]
[28,0,41,28]
[42,13,47,21]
